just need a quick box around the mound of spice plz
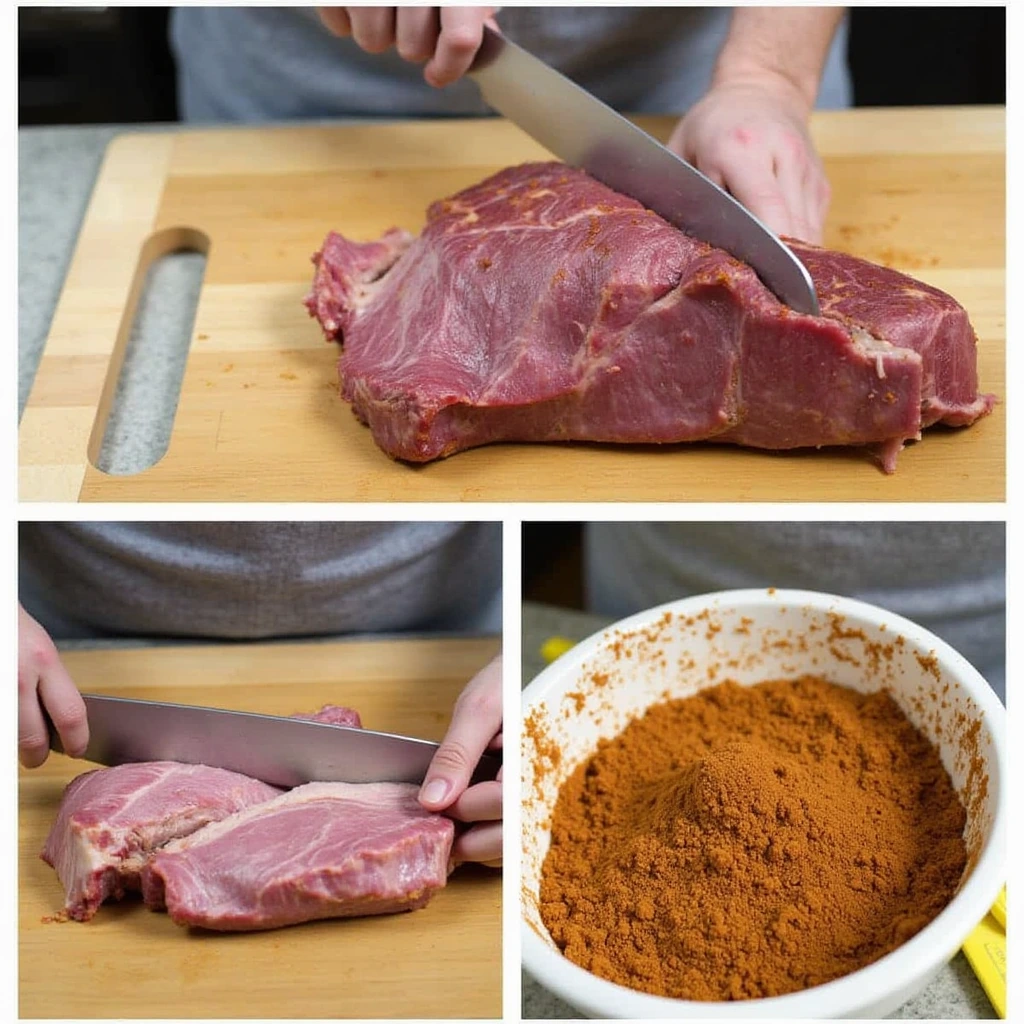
[539,676,967,1001]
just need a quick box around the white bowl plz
[521,588,1005,1019]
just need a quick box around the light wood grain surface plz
[19,637,502,1019]
[19,107,1004,501]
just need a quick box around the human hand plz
[18,605,88,768]
[668,75,830,244]
[419,654,502,866]
[317,7,499,87]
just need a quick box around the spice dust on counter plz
[538,676,967,1001]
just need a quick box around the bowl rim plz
[521,588,1006,1018]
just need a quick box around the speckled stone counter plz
[520,602,995,1020]
[20,126,149,414]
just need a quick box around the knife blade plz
[470,26,820,316]
[48,694,501,789]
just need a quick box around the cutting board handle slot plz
[87,227,211,476]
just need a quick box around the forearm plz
[713,7,846,112]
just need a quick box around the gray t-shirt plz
[170,7,851,123]
[20,522,502,641]
[585,523,1005,701]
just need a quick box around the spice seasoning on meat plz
[539,675,967,1001]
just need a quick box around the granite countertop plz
[520,602,995,1020]
[19,123,190,473]
[20,125,152,415]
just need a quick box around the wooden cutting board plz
[19,108,1004,501]
[18,637,502,1019]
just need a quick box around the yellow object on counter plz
[961,886,1006,1018]
[540,636,577,664]
[991,885,1006,930]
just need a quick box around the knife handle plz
[469,23,504,74]
[470,751,502,784]
[42,705,65,755]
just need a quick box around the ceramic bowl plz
[521,588,1005,1018]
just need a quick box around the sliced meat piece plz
[40,762,281,921]
[306,161,994,472]
[141,782,455,931]
[291,704,362,728]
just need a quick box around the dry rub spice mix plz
[539,675,967,1001]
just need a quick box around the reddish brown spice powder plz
[539,676,967,1001]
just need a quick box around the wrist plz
[710,62,816,118]
[710,7,845,117]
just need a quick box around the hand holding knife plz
[469,25,820,316]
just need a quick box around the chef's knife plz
[47,694,501,789]
[469,26,820,316]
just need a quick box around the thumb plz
[420,657,502,810]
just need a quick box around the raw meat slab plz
[308,161,994,472]
[141,782,455,931]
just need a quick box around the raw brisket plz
[141,782,455,931]
[306,161,994,472]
